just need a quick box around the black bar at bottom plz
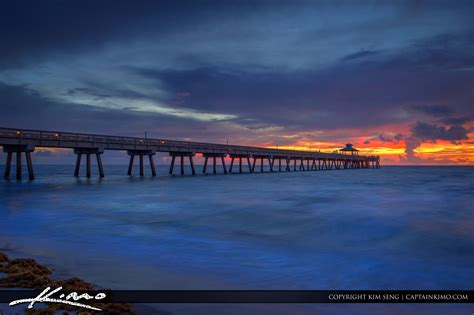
[1,290,472,304]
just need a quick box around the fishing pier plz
[0,127,380,180]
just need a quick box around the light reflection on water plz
[0,166,472,314]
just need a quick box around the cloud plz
[128,28,474,132]
[439,115,474,125]
[378,133,403,143]
[407,104,455,117]
[411,122,469,141]
[403,136,423,162]
[0,81,308,147]
[0,1,225,70]
[402,120,471,163]
[390,32,474,71]
[394,133,404,142]
[1,1,472,72]
[342,50,380,61]
[406,104,474,130]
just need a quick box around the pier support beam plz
[229,154,251,173]
[4,152,12,178]
[3,144,35,180]
[249,155,275,173]
[202,153,227,174]
[128,155,135,175]
[140,154,144,176]
[74,147,105,178]
[221,157,227,174]
[229,157,233,172]
[329,159,335,170]
[16,151,21,180]
[96,153,105,177]
[321,159,327,170]
[149,154,157,176]
[311,159,317,171]
[251,158,256,173]
[86,153,91,177]
[75,153,82,176]
[299,159,305,171]
[168,151,195,175]
[127,149,157,176]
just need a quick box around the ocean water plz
[0,165,472,314]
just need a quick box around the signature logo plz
[9,286,106,311]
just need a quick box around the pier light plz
[161,140,165,144]
[54,133,59,138]
[16,130,22,135]
[339,143,359,156]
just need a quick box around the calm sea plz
[1,166,472,314]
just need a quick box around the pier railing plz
[0,127,380,179]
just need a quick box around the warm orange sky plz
[271,140,474,165]
[266,123,474,165]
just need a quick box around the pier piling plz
[16,152,21,180]
[86,153,91,177]
[4,152,12,178]
[3,144,35,180]
[202,153,227,174]
[96,153,104,177]
[74,148,104,178]
[169,152,195,175]
[149,154,156,176]
[139,154,144,176]
[127,149,156,176]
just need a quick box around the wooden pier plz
[0,127,380,180]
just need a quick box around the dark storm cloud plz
[63,88,113,99]
[378,133,403,143]
[1,1,143,68]
[0,0,263,69]
[128,30,474,131]
[342,50,380,61]
[2,1,472,70]
[406,104,474,127]
[409,32,474,70]
[411,122,469,141]
[439,115,474,125]
[407,104,455,117]
[133,65,408,130]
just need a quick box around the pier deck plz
[0,127,380,179]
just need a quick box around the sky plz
[1,0,473,165]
